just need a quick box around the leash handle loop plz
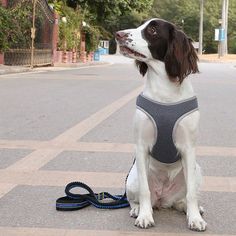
[64,181,129,209]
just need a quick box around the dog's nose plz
[115,31,128,40]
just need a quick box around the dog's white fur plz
[117,19,207,231]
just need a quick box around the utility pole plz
[198,0,204,55]
[219,0,228,57]
[225,0,229,54]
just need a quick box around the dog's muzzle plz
[115,31,131,45]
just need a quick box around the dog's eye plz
[150,26,157,35]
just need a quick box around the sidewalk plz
[199,53,236,63]
[0,58,110,75]
[0,65,32,75]
[1,54,235,75]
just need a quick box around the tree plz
[67,0,153,24]
[150,0,200,40]
[65,0,154,53]
[0,2,33,51]
[150,0,236,54]
[0,6,11,51]
[228,0,236,53]
[58,4,83,50]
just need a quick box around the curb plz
[0,67,32,75]
[199,59,236,64]
[0,61,110,75]
[53,61,109,68]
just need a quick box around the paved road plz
[0,56,235,235]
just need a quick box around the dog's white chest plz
[148,159,185,208]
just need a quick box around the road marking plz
[4,86,142,171]
[0,227,235,236]
[53,86,142,144]
[0,183,17,198]
[196,145,236,157]
[0,170,235,192]
[0,140,48,150]
[6,149,63,171]
[1,139,236,157]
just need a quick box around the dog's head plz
[115,18,199,83]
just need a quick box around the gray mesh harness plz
[136,94,198,164]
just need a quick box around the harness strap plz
[56,181,129,211]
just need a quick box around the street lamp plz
[61,17,67,63]
[61,16,67,23]
[181,19,185,30]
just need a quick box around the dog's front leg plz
[181,148,207,231]
[134,145,155,228]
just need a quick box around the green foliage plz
[3,0,235,54]
[67,0,153,52]
[151,0,201,43]
[0,6,11,51]
[9,1,33,49]
[83,25,100,53]
[49,0,153,53]
[104,10,151,53]
[150,0,236,54]
[228,0,236,53]
[58,4,83,50]
[0,2,32,52]
[68,0,153,24]
[48,0,64,15]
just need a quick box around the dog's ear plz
[164,29,199,83]
[135,60,148,76]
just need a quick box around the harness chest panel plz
[136,94,198,164]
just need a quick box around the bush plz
[0,7,11,52]
[0,3,33,52]
[58,5,83,51]
[83,25,100,53]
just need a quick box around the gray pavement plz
[0,56,236,235]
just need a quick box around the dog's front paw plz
[188,215,207,231]
[135,213,155,228]
[130,204,139,218]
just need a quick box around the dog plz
[115,18,207,231]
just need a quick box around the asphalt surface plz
[0,55,235,235]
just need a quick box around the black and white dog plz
[115,19,207,231]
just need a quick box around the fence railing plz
[4,49,53,66]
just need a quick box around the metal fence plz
[4,49,52,66]
[4,0,55,66]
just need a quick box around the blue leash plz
[56,181,130,211]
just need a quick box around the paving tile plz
[42,151,134,173]
[0,185,235,234]
[42,150,236,178]
[193,80,236,147]
[0,149,33,169]
[198,156,236,177]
